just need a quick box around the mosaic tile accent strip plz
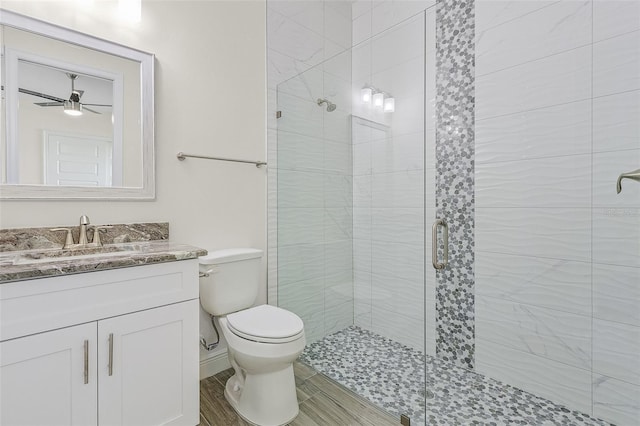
[435,0,476,370]
[301,326,611,426]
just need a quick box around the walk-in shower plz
[267,0,640,424]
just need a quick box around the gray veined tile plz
[371,132,425,174]
[267,1,324,36]
[325,280,354,309]
[593,263,640,327]
[475,0,557,34]
[370,273,424,321]
[353,207,372,242]
[476,207,591,262]
[324,207,353,242]
[371,169,424,208]
[371,207,424,245]
[371,11,424,73]
[476,154,591,208]
[268,49,312,90]
[276,92,323,137]
[277,170,324,208]
[278,279,325,344]
[324,141,352,175]
[370,306,424,351]
[371,240,424,283]
[267,10,324,68]
[353,175,372,208]
[476,0,591,77]
[476,295,592,370]
[353,238,372,272]
[324,174,353,208]
[370,56,425,103]
[475,251,591,316]
[324,4,352,49]
[277,243,325,285]
[323,301,353,336]
[351,42,373,85]
[593,208,640,268]
[593,374,640,426]
[476,340,593,415]
[277,131,324,173]
[276,65,323,102]
[476,45,591,120]
[475,99,591,163]
[352,0,372,20]
[594,0,640,42]
[593,30,640,98]
[324,240,353,285]
[324,48,352,82]
[277,208,324,247]
[593,318,640,385]
[353,141,373,176]
[593,89,640,153]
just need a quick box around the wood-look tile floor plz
[199,361,400,426]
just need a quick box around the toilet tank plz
[199,248,263,316]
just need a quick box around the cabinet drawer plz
[0,260,198,341]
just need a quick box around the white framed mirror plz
[0,9,154,199]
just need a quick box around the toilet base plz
[223,366,299,426]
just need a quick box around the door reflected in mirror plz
[0,9,154,199]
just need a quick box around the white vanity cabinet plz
[0,260,200,426]
[0,322,98,426]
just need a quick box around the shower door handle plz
[432,219,448,270]
[616,168,640,194]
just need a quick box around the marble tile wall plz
[475,1,640,424]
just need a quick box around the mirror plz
[0,9,154,199]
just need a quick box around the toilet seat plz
[226,304,304,343]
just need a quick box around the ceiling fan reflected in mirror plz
[19,73,112,116]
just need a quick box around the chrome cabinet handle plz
[108,333,114,376]
[617,168,640,194]
[83,339,89,384]
[432,219,448,270]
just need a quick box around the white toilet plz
[199,248,305,426]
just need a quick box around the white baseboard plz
[199,350,230,380]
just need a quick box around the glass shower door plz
[274,11,431,424]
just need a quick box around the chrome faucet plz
[50,215,97,249]
[78,215,90,245]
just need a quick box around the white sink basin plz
[9,245,143,266]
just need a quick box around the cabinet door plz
[0,323,98,426]
[98,300,199,426]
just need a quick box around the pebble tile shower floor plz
[300,326,612,425]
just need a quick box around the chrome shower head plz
[317,98,336,112]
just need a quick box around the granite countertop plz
[0,240,207,284]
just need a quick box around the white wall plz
[0,0,267,372]
[475,1,640,423]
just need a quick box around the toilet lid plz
[226,305,304,343]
